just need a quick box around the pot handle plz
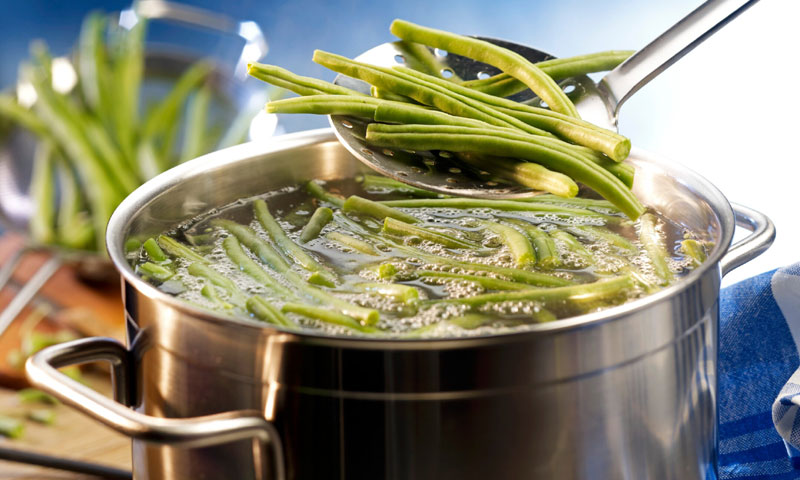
[25,337,285,480]
[720,203,775,277]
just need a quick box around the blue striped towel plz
[720,264,800,479]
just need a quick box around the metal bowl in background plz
[26,129,774,480]
[0,1,273,336]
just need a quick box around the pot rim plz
[106,128,735,347]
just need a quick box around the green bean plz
[482,221,535,267]
[343,195,419,224]
[247,296,294,328]
[382,217,479,249]
[248,62,365,96]
[254,199,338,287]
[457,152,579,197]
[326,231,380,255]
[568,225,638,254]
[300,207,333,243]
[266,95,379,118]
[378,197,613,220]
[212,219,292,273]
[390,20,578,117]
[29,141,56,245]
[489,104,629,162]
[0,415,25,439]
[378,263,398,279]
[522,194,618,211]
[681,238,707,267]
[157,235,209,264]
[365,124,644,219]
[332,212,573,287]
[305,180,345,208]
[26,409,56,425]
[357,174,445,198]
[141,61,212,170]
[180,85,212,163]
[282,303,379,333]
[187,262,247,306]
[143,237,168,263]
[312,50,550,137]
[202,283,234,310]
[77,12,112,134]
[82,118,138,192]
[417,270,536,291]
[531,308,558,323]
[137,262,174,282]
[511,222,562,269]
[354,282,419,303]
[461,50,634,97]
[550,230,595,268]
[55,159,93,250]
[112,16,146,160]
[434,274,635,311]
[394,65,629,161]
[449,313,495,329]
[638,213,673,285]
[219,215,378,323]
[0,94,48,137]
[222,235,294,298]
[396,40,462,80]
[18,388,59,405]
[25,63,120,250]
[371,86,416,103]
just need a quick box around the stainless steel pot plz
[26,129,774,480]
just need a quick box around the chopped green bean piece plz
[299,207,333,243]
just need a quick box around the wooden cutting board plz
[0,233,126,388]
[0,374,132,479]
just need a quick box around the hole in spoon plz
[448,167,461,174]
[562,84,576,94]
[446,177,458,184]
[440,68,454,78]
[341,120,353,129]
[476,71,491,80]
[438,151,452,158]
[397,171,409,177]
[434,48,448,57]
[361,148,373,156]
[394,54,406,64]
[423,159,436,166]
[382,148,395,156]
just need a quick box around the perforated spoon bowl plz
[330,0,758,198]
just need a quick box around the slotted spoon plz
[330,0,758,198]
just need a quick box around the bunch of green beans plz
[0,12,271,252]
[133,176,708,337]
[245,19,643,218]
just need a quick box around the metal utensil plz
[330,0,759,198]
[26,129,774,480]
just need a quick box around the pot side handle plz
[720,203,775,277]
[25,337,285,480]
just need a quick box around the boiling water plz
[131,178,707,338]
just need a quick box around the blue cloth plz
[720,265,800,479]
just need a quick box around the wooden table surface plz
[0,234,131,478]
[0,375,132,479]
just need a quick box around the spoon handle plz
[600,0,759,121]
